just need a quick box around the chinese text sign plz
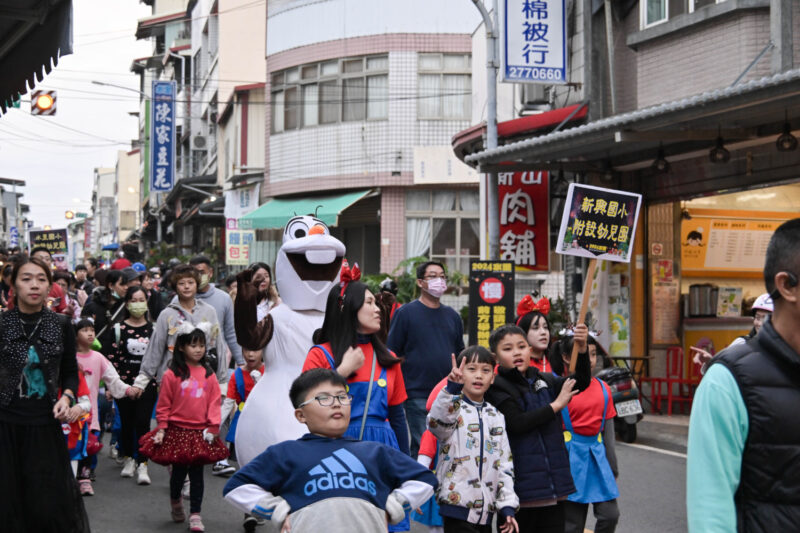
[469,261,515,348]
[556,183,642,263]
[498,171,550,272]
[150,81,176,193]
[226,229,255,265]
[501,0,568,84]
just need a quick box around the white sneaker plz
[136,462,151,485]
[121,457,136,478]
[109,446,119,460]
[182,478,191,499]
[211,461,235,476]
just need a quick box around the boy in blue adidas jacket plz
[223,368,437,532]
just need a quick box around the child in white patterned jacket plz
[427,346,519,533]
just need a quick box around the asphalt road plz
[84,416,689,533]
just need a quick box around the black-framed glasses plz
[423,274,448,281]
[298,393,353,408]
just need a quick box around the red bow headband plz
[516,295,551,322]
[339,259,361,298]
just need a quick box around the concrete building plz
[242,0,483,275]
[91,167,116,253]
[116,149,141,243]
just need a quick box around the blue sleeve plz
[224,446,286,496]
[452,310,465,353]
[381,443,438,489]
[388,403,410,455]
[386,307,407,357]
[687,364,748,533]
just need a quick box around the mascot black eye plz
[286,218,311,240]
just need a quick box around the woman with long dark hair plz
[0,257,90,532]
[248,262,280,321]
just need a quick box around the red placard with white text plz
[497,171,550,272]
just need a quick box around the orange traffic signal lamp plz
[31,90,56,115]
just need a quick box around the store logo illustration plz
[304,448,377,496]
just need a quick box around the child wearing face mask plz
[108,286,157,485]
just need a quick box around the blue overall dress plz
[226,367,247,444]
[413,442,443,527]
[562,378,620,504]
[316,344,409,531]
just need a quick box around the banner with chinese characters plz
[468,261,515,348]
[556,183,642,263]
[225,229,255,265]
[500,0,568,84]
[498,171,549,271]
[29,228,69,270]
[150,80,176,193]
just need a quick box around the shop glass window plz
[270,54,388,132]
[418,53,471,120]
[405,189,480,274]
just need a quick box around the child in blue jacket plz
[223,368,437,532]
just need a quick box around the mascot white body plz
[234,216,345,465]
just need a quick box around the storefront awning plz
[0,0,73,113]
[239,189,371,230]
[102,243,119,251]
[463,69,800,202]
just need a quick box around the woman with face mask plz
[107,285,157,485]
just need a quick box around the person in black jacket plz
[81,269,129,356]
[0,257,90,532]
[485,323,592,533]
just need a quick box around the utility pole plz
[471,0,500,260]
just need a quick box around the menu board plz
[681,210,790,277]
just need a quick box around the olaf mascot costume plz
[233,215,345,465]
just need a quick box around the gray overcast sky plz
[0,0,152,230]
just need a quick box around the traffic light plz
[31,90,56,115]
[65,210,75,220]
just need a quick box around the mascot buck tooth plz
[233,215,345,465]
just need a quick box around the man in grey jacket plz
[190,255,243,367]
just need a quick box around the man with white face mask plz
[387,261,465,457]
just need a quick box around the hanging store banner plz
[224,183,261,230]
[29,228,69,270]
[498,171,550,271]
[150,80,177,193]
[556,183,642,263]
[468,261,515,348]
[500,0,568,84]
[225,229,255,266]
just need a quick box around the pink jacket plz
[156,365,221,433]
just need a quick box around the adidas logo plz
[304,448,377,497]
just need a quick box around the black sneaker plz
[89,469,96,482]
[243,515,257,533]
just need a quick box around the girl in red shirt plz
[139,325,228,532]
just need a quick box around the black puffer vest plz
[712,319,800,532]
[488,366,576,502]
[0,309,68,406]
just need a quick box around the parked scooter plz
[596,365,643,443]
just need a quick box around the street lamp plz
[91,80,148,98]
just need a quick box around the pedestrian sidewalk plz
[641,413,689,427]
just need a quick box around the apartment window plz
[418,53,471,120]
[271,54,388,133]
[406,189,480,274]
[641,0,668,27]
[641,0,719,28]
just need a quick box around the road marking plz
[619,442,687,459]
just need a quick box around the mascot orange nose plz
[308,224,326,236]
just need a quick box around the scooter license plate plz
[616,399,643,417]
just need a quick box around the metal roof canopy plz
[465,69,800,202]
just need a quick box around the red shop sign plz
[497,171,550,272]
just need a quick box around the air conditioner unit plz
[520,84,549,109]
[192,135,207,149]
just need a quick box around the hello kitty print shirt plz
[156,365,221,433]
[109,322,154,385]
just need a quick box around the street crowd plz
[1,216,799,533]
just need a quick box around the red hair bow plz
[339,259,361,297]
[516,294,551,318]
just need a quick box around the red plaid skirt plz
[138,426,229,466]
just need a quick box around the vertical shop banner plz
[29,228,69,269]
[150,80,176,193]
[469,261,515,348]
[500,0,568,84]
[224,184,261,231]
[9,227,18,247]
[498,171,550,271]
[556,183,642,263]
[226,229,255,265]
